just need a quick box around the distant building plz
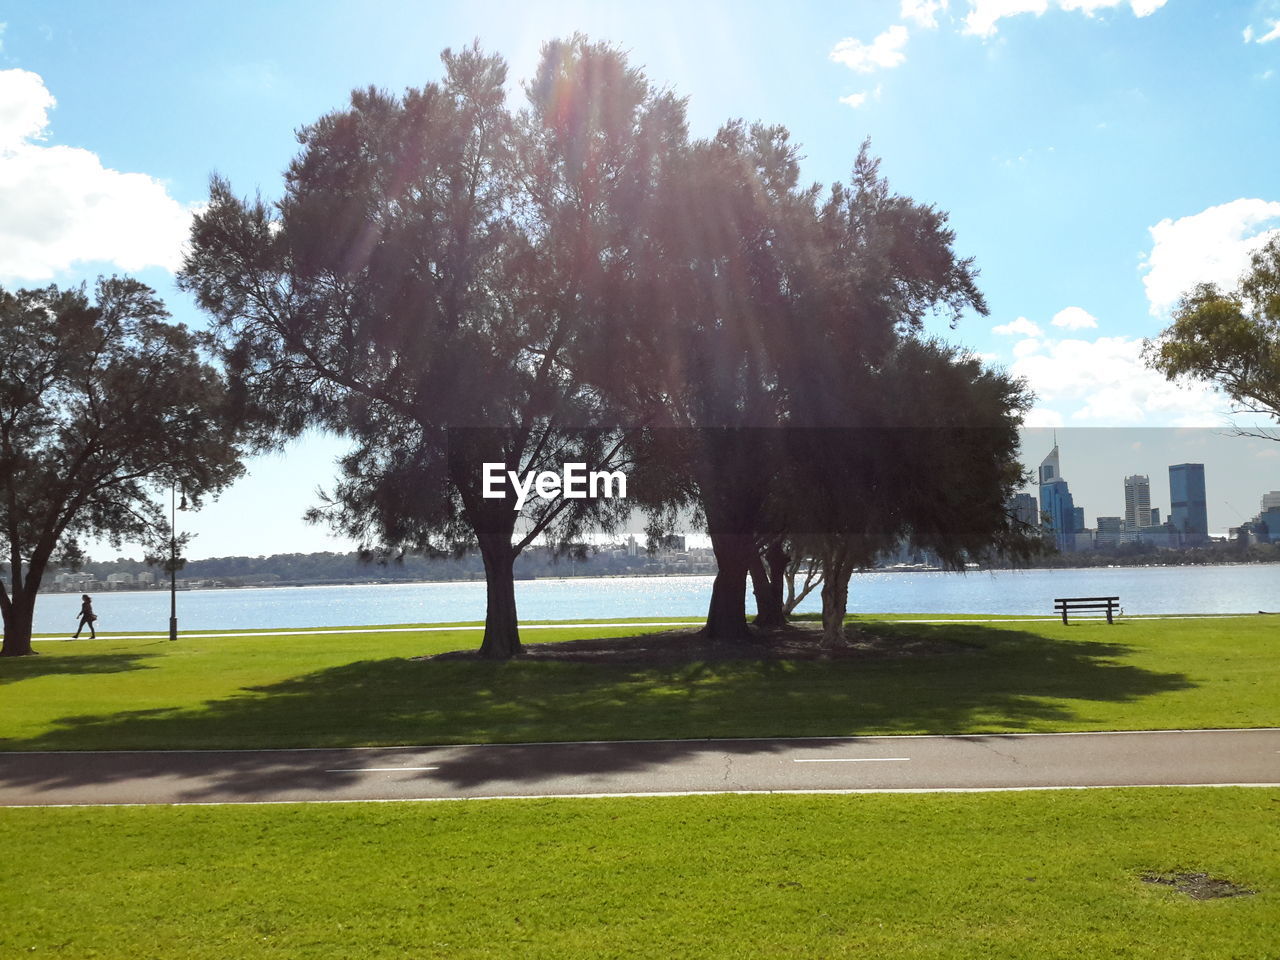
[1150,507,1160,526]
[1169,463,1208,544]
[1138,524,1178,550]
[1072,506,1085,532]
[1124,475,1152,531]
[1008,492,1038,528]
[136,571,156,586]
[1038,442,1077,551]
[1095,516,1123,547]
[1259,494,1280,543]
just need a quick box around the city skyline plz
[1020,428,1276,541]
[70,427,1280,561]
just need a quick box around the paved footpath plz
[1,728,1278,807]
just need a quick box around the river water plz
[27,564,1279,635]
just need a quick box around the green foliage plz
[0,279,244,655]
[180,39,685,656]
[3,789,1277,958]
[1145,236,1280,428]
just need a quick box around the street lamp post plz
[169,483,187,642]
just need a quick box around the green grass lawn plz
[2,788,1276,958]
[1,613,1276,751]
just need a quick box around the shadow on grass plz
[0,650,157,685]
[0,622,1195,802]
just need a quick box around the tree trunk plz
[0,591,37,657]
[819,576,849,646]
[477,533,521,659]
[819,545,854,647]
[749,539,789,628]
[703,533,753,640]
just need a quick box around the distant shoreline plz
[48,558,1280,595]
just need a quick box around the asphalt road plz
[1,728,1278,807]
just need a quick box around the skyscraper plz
[1008,492,1039,528]
[1096,516,1123,547]
[1039,442,1076,551]
[1169,463,1208,544]
[1124,474,1151,531]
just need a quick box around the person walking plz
[72,594,97,639]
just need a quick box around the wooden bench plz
[1054,596,1120,624]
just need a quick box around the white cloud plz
[901,0,949,28]
[1012,337,1043,358]
[1140,198,1280,316]
[964,0,1048,36]
[839,84,884,108]
[1059,0,1127,15]
[992,315,1043,336]
[0,69,54,150]
[1023,407,1065,428]
[1244,25,1255,42]
[830,25,910,73]
[1009,334,1231,427]
[963,0,1166,36]
[1257,20,1280,43]
[0,69,196,284]
[1050,306,1099,330]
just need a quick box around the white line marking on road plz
[8,783,1280,809]
[324,766,439,773]
[792,758,911,763]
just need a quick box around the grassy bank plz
[2,788,1276,958]
[1,615,1276,751]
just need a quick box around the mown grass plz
[1,614,1276,751]
[2,788,1276,958]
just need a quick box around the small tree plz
[1145,236,1280,438]
[795,339,1035,645]
[0,279,245,657]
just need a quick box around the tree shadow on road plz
[0,622,1195,801]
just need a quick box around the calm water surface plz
[30,564,1279,634]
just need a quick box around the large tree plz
[180,40,684,658]
[1145,236,1280,437]
[639,136,988,639]
[0,279,245,657]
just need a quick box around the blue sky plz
[2,0,1278,554]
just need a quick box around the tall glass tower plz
[1168,463,1208,543]
[1038,441,1076,551]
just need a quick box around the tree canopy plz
[625,133,994,639]
[180,39,683,658]
[181,37,1024,658]
[1145,236,1280,436]
[0,278,245,656]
